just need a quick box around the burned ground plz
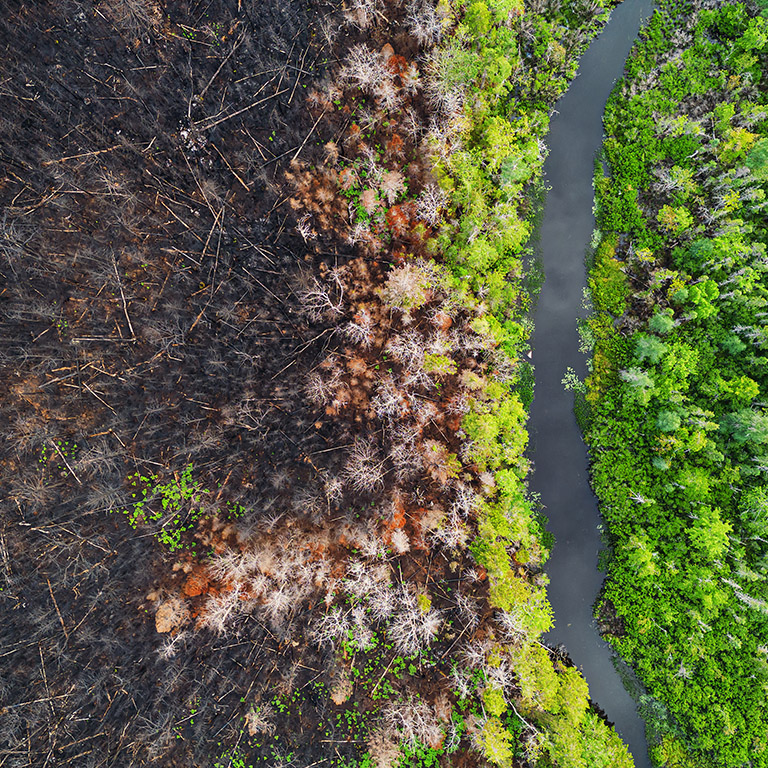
[0,1,485,766]
[0,1,360,765]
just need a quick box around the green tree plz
[636,334,668,364]
[688,506,732,560]
[479,717,514,766]
[658,204,693,235]
[746,138,768,182]
[657,410,682,433]
[620,367,655,404]
[721,408,768,445]
[649,308,675,335]
[627,533,659,577]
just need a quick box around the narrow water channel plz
[526,1,655,765]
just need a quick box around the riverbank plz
[527,1,654,766]
[586,1,768,765]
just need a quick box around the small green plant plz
[395,736,444,768]
[213,744,253,768]
[118,464,210,552]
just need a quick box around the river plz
[526,0,655,765]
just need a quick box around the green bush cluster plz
[431,0,614,353]
[118,465,243,552]
[588,2,768,765]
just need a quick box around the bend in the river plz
[526,1,655,766]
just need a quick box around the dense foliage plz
[422,0,639,764]
[586,1,768,765]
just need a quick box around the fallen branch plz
[211,142,250,191]
[189,208,224,333]
[291,110,327,163]
[197,30,246,102]
[112,257,135,339]
[42,145,123,166]
[49,441,82,486]
[194,88,289,131]
[46,579,70,641]
[82,383,117,415]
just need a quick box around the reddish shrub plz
[386,205,411,237]
[386,133,404,159]
[387,54,408,76]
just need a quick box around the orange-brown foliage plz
[386,205,411,238]
[386,133,405,159]
[387,54,408,76]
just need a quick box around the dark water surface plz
[527,1,655,765]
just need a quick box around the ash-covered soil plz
[0,1,354,765]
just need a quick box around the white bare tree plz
[388,586,442,655]
[341,44,388,92]
[297,270,345,321]
[417,184,448,226]
[343,439,386,493]
[312,605,352,647]
[345,308,375,347]
[296,212,317,241]
[406,0,445,47]
[380,170,406,205]
[382,696,444,748]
